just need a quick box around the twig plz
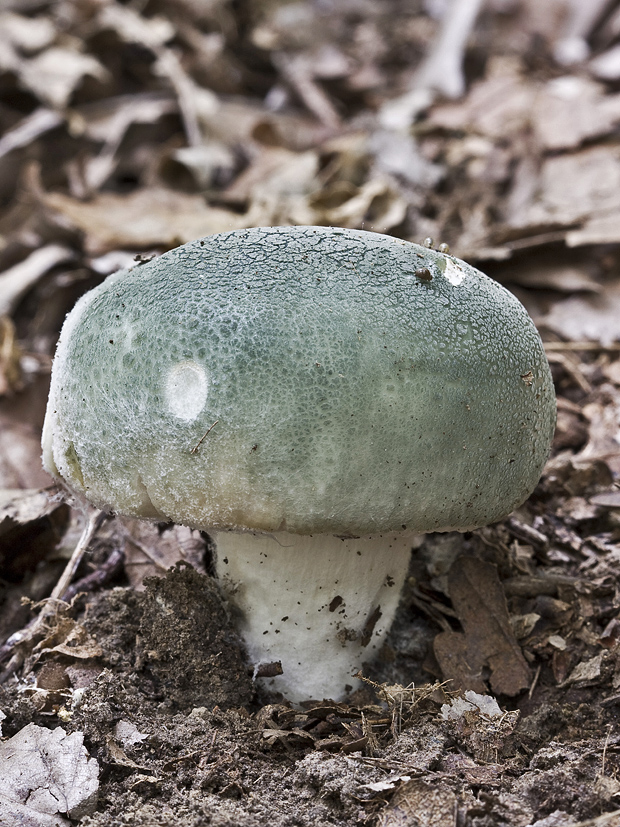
[50,510,108,602]
[0,509,107,683]
[528,662,541,700]
[414,0,485,99]
[505,517,549,550]
[154,48,203,147]
[379,0,484,128]
[62,546,124,603]
[273,53,341,131]
[0,108,64,160]
[191,420,219,454]
[601,724,613,778]
[553,0,610,65]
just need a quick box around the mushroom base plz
[211,530,413,703]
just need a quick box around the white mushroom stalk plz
[42,226,556,703]
[213,530,413,702]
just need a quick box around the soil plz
[3,512,620,826]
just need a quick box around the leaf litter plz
[2,0,620,825]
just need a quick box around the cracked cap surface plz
[43,226,556,535]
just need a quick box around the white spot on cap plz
[165,361,208,421]
[444,259,465,286]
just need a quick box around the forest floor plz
[2,1,620,825]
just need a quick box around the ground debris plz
[433,555,532,696]
[0,722,99,823]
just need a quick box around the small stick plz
[0,509,107,682]
[601,724,613,777]
[62,546,124,603]
[273,53,341,131]
[379,0,484,128]
[50,509,108,602]
[191,420,219,454]
[528,662,541,700]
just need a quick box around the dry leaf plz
[79,93,178,191]
[532,76,620,151]
[505,264,602,293]
[43,187,248,254]
[590,44,620,81]
[434,556,531,696]
[379,779,458,827]
[201,99,326,153]
[566,214,620,247]
[370,129,442,188]
[311,176,407,231]
[0,487,63,536]
[122,518,206,590]
[0,12,56,54]
[97,3,175,49]
[574,387,620,474]
[430,63,535,140]
[543,284,620,347]
[163,142,235,190]
[34,615,103,661]
[19,47,109,109]
[223,146,318,204]
[0,409,53,490]
[114,720,148,749]
[508,145,620,237]
[0,723,99,822]
[440,690,519,762]
[562,653,603,686]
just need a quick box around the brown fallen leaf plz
[42,187,249,254]
[0,12,55,55]
[33,614,103,662]
[0,107,64,160]
[379,778,458,827]
[508,145,620,239]
[543,285,620,348]
[433,556,531,696]
[0,487,69,582]
[505,263,602,293]
[121,518,206,590]
[104,736,145,770]
[429,61,535,140]
[78,92,179,191]
[440,689,519,762]
[19,47,109,110]
[0,413,53,491]
[532,76,620,151]
[574,385,620,475]
[222,145,319,205]
[311,176,407,231]
[562,653,603,686]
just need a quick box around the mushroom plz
[42,226,556,702]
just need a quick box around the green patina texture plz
[43,226,556,535]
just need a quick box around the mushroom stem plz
[211,530,414,703]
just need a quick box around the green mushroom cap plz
[42,226,556,536]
